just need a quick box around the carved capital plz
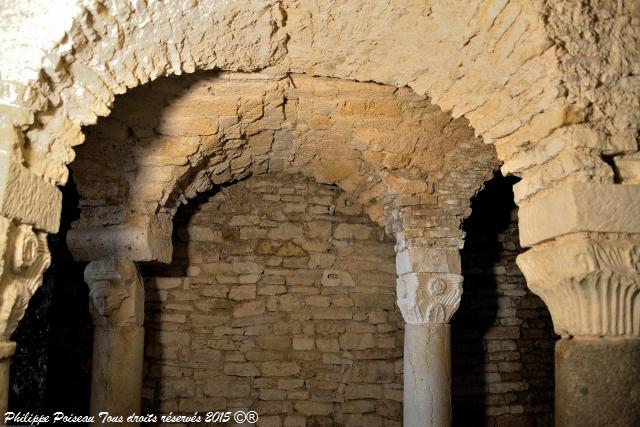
[396,273,463,324]
[0,219,51,340]
[517,234,640,337]
[85,259,144,326]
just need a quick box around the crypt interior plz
[0,1,638,426]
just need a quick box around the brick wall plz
[142,173,404,427]
[140,171,555,426]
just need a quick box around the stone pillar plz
[403,323,451,427]
[517,233,640,426]
[84,259,144,425]
[396,245,463,427]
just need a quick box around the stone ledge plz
[518,182,640,247]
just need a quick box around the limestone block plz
[305,221,332,239]
[614,152,640,184]
[379,170,430,195]
[321,270,355,287]
[294,401,333,416]
[341,400,376,414]
[228,285,257,301]
[395,247,461,275]
[158,377,195,400]
[339,333,375,350]
[518,182,640,247]
[204,376,251,398]
[260,361,300,376]
[268,223,304,240]
[224,362,260,377]
[179,225,222,242]
[256,336,291,351]
[67,216,173,263]
[233,300,266,318]
[345,384,383,400]
[316,338,340,353]
[190,314,230,326]
[292,336,315,350]
[0,152,61,233]
[334,224,372,240]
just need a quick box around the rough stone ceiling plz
[68,72,498,261]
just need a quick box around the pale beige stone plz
[518,182,640,247]
[228,285,257,301]
[233,301,266,318]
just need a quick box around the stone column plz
[517,234,640,426]
[84,259,144,425]
[396,246,463,427]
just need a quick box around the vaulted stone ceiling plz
[68,72,498,262]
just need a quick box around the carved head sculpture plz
[84,259,143,325]
[88,279,129,318]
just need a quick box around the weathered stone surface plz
[67,218,173,263]
[404,324,450,427]
[517,234,640,337]
[556,337,640,427]
[518,183,640,247]
[140,174,403,422]
[0,153,61,233]
[396,273,463,324]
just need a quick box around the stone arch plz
[2,1,604,188]
[66,70,497,263]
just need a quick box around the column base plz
[556,337,640,427]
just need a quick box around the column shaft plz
[90,325,144,423]
[555,337,640,427]
[404,323,451,427]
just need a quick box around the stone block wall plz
[140,171,556,427]
[141,173,404,426]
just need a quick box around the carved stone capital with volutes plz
[517,233,640,338]
[85,259,144,327]
[396,272,463,324]
[0,218,51,341]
